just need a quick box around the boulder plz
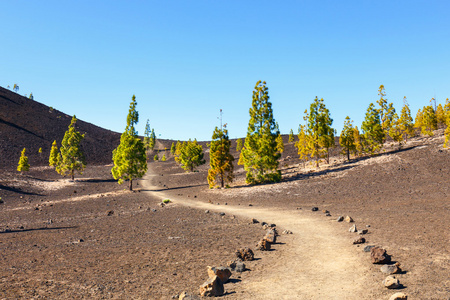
[199,275,224,297]
[381,263,401,274]
[263,229,276,243]
[236,248,254,261]
[388,292,407,300]
[344,216,354,222]
[353,237,366,244]
[371,247,391,264]
[257,239,271,251]
[383,275,400,289]
[207,266,232,283]
[349,224,357,233]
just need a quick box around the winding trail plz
[142,170,376,299]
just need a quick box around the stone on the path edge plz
[179,292,200,300]
[257,238,271,251]
[364,245,376,252]
[311,207,319,211]
[381,263,401,274]
[383,275,401,289]
[344,216,354,222]
[228,260,246,273]
[371,247,391,264]
[358,229,368,235]
[388,292,407,300]
[199,275,224,297]
[282,230,293,234]
[236,248,254,261]
[349,224,357,233]
[207,266,232,283]
[353,237,366,244]
[251,218,259,224]
[336,216,344,222]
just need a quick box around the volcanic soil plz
[1,132,449,299]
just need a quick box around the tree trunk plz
[71,170,74,181]
[347,148,350,161]
[129,179,133,191]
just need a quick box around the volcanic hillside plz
[0,87,121,170]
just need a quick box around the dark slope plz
[0,87,121,170]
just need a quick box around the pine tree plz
[288,129,294,143]
[111,95,147,190]
[444,98,450,120]
[295,124,310,168]
[398,97,415,142]
[170,142,176,154]
[414,108,423,129]
[174,139,205,172]
[376,85,396,141]
[154,154,159,161]
[149,129,156,150]
[17,148,30,173]
[339,116,356,161]
[161,154,166,161]
[59,116,86,180]
[276,134,284,153]
[304,97,334,167]
[236,138,243,152]
[238,81,281,184]
[353,126,363,157]
[444,114,450,148]
[361,103,384,155]
[436,103,446,126]
[143,119,151,151]
[421,104,437,136]
[388,113,403,149]
[207,125,234,188]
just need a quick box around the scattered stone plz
[106,210,114,216]
[358,229,368,235]
[371,247,391,264]
[353,237,366,244]
[151,209,157,212]
[263,229,277,243]
[228,260,246,272]
[159,202,165,207]
[282,230,293,234]
[179,292,200,300]
[364,245,376,252]
[344,216,354,222]
[257,239,271,251]
[262,224,270,230]
[219,212,225,216]
[251,218,259,224]
[235,248,254,261]
[322,210,329,214]
[325,213,331,216]
[336,216,344,222]
[199,275,224,297]
[205,210,209,214]
[296,207,302,210]
[381,263,401,274]
[269,223,276,228]
[311,207,319,211]
[349,224,357,233]
[207,266,232,283]
[388,292,407,300]
[248,204,253,206]
[383,275,400,289]
[366,225,371,228]
[261,222,268,226]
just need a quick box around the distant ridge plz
[0,86,121,170]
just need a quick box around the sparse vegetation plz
[58,116,86,180]
[207,125,234,188]
[17,148,30,173]
[174,139,205,172]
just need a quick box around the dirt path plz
[142,172,378,299]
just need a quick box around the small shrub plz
[161,154,166,161]
[162,199,170,204]
[154,154,159,161]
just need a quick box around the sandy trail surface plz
[142,171,377,299]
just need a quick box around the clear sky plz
[1,1,449,141]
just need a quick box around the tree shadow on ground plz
[1,226,77,234]
[0,184,43,196]
[83,178,117,183]
[142,183,208,192]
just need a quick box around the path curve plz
[142,171,376,299]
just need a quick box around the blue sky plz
[1,1,449,141]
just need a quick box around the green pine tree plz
[388,112,403,149]
[49,140,59,167]
[143,119,151,151]
[149,129,156,150]
[154,154,159,161]
[361,103,385,155]
[174,139,205,172]
[17,148,30,173]
[288,129,295,143]
[276,134,284,153]
[238,80,281,184]
[398,97,415,142]
[236,138,243,152]
[304,97,335,167]
[161,154,166,161]
[421,104,437,136]
[170,142,176,154]
[59,116,86,180]
[111,95,148,190]
[339,116,356,161]
[207,125,234,188]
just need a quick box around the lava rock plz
[371,247,391,264]
[353,237,366,244]
[251,218,259,224]
[364,245,376,252]
[383,275,400,289]
[344,216,354,222]
[228,260,246,273]
[235,248,254,261]
[336,216,344,222]
[257,239,271,251]
[381,263,401,274]
[311,207,319,211]
[358,229,368,235]
[199,275,224,297]
[349,224,357,233]
[106,210,114,216]
[282,230,293,234]
[207,266,232,283]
